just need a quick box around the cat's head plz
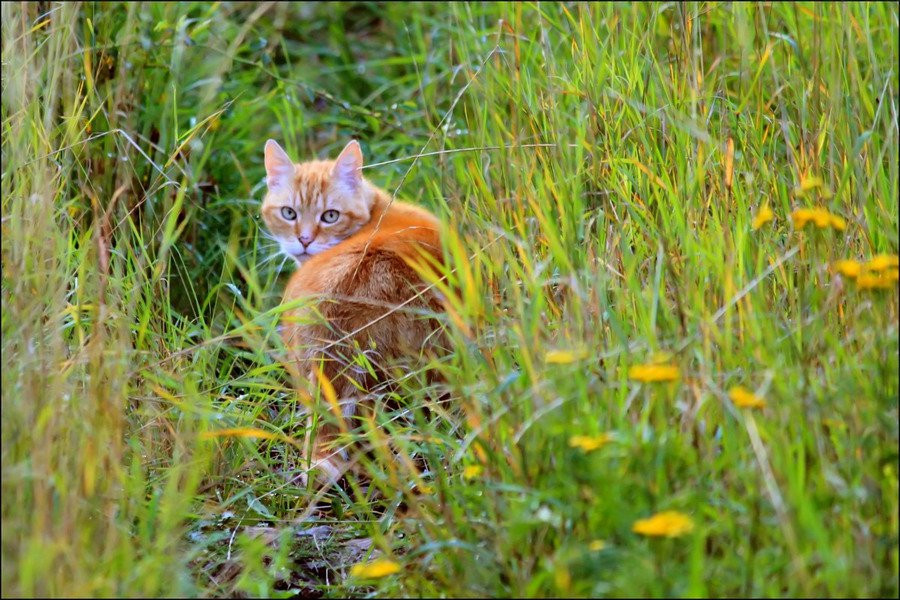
[260,139,376,263]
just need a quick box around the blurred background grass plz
[2,1,898,597]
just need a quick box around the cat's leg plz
[284,311,371,486]
[303,371,365,486]
[305,420,350,484]
[281,320,350,486]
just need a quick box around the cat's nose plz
[298,234,314,247]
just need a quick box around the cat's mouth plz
[278,244,316,264]
[289,244,332,260]
[282,242,333,263]
[289,249,316,263]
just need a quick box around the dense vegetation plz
[2,2,898,597]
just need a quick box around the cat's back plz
[283,199,442,301]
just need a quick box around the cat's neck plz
[367,188,393,222]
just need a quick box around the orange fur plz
[260,140,446,483]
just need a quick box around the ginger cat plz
[261,139,446,484]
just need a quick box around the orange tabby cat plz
[261,139,446,483]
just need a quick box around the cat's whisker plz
[275,253,290,274]
[256,241,281,252]
[243,242,280,259]
[258,251,288,268]
[255,251,278,265]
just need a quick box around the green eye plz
[321,210,340,224]
[280,206,297,220]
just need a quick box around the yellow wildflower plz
[545,348,589,364]
[588,539,607,551]
[828,213,846,231]
[632,510,695,538]
[728,385,766,409]
[833,256,898,288]
[791,208,813,228]
[811,210,831,227]
[833,260,862,278]
[865,254,899,271]
[628,363,680,383]
[751,204,774,230]
[349,559,402,579]
[463,465,483,479]
[792,176,825,197]
[856,272,898,290]
[569,433,613,452]
[417,484,434,495]
[791,207,845,231]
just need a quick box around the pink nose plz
[299,235,314,247]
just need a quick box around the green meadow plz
[2,2,898,597]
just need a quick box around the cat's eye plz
[280,206,297,221]
[321,210,340,224]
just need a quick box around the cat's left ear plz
[332,140,363,192]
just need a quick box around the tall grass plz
[2,2,898,597]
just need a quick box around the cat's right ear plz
[264,139,294,191]
[332,140,363,192]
